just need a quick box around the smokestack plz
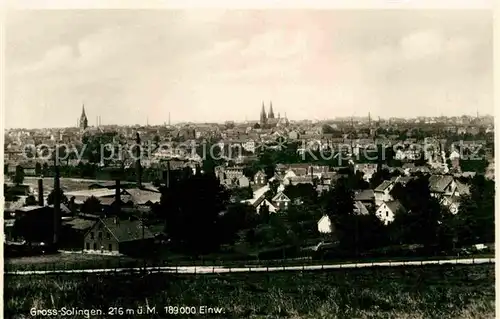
[135,133,142,189]
[53,161,61,245]
[38,178,44,206]
[166,161,171,188]
[115,179,121,215]
[69,196,76,215]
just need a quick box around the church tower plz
[79,104,88,130]
[268,101,275,119]
[260,101,267,126]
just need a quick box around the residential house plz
[402,163,415,176]
[272,191,291,210]
[318,215,333,234]
[242,195,277,214]
[284,175,315,186]
[83,217,155,256]
[238,175,250,188]
[318,201,368,234]
[449,150,461,170]
[354,189,375,209]
[428,174,470,214]
[354,163,378,181]
[375,200,406,225]
[429,175,456,198]
[353,201,370,215]
[254,170,267,186]
[374,181,395,206]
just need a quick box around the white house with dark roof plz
[318,215,333,234]
[375,200,406,225]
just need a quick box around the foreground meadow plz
[5,264,494,318]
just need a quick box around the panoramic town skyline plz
[5,9,493,129]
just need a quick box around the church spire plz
[268,101,275,119]
[79,103,88,130]
[260,101,267,126]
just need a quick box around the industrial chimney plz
[135,132,142,189]
[53,162,61,245]
[166,160,171,188]
[38,178,44,206]
[115,179,121,215]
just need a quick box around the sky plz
[5,9,493,128]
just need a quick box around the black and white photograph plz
[2,2,496,318]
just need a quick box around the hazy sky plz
[5,9,493,128]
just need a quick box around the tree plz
[390,176,443,248]
[47,188,69,206]
[81,196,102,215]
[12,165,24,185]
[219,203,257,245]
[268,180,280,195]
[324,178,355,248]
[369,168,391,189]
[25,195,37,206]
[161,173,230,255]
[455,175,494,245]
[259,202,270,224]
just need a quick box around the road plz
[5,257,494,276]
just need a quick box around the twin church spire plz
[260,101,276,126]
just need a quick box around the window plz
[93,243,97,250]
[85,242,90,250]
[90,232,94,240]
[386,211,389,217]
[108,244,113,252]
[98,232,102,239]
[106,232,111,240]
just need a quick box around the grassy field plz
[4,264,494,318]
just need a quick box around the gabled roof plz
[100,218,155,242]
[66,188,119,198]
[354,189,375,201]
[429,175,454,193]
[354,201,369,215]
[374,180,393,193]
[48,203,71,214]
[63,218,94,231]
[383,200,406,214]
[455,181,470,196]
[390,176,413,185]
[125,189,161,205]
[272,191,291,202]
[254,170,266,177]
[402,163,416,169]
